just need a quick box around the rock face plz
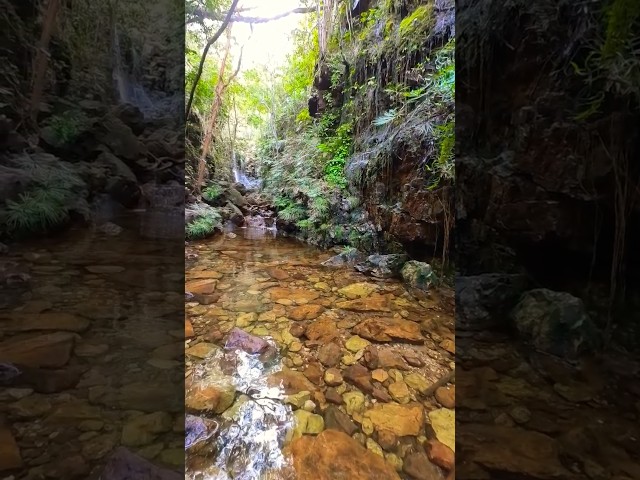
[509,289,599,359]
[322,249,367,267]
[456,1,640,283]
[287,429,401,480]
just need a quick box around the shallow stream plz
[0,212,184,479]
[185,227,456,480]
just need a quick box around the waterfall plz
[231,151,262,190]
[111,25,154,115]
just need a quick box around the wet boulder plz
[110,103,145,135]
[95,114,147,161]
[226,186,246,206]
[401,261,437,290]
[225,328,270,355]
[185,415,219,450]
[225,201,245,226]
[509,289,599,359]
[322,248,367,267]
[232,182,248,195]
[456,274,528,331]
[355,254,409,278]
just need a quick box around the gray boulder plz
[456,274,528,331]
[321,248,366,267]
[355,253,409,278]
[509,289,599,359]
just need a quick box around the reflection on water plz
[0,211,184,478]
[186,346,293,480]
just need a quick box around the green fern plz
[203,184,222,201]
[278,204,306,222]
[1,154,89,236]
[185,204,222,240]
[372,109,398,127]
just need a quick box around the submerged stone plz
[287,430,400,480]
[225,328,269,354]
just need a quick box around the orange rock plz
[266,268,290,280]
[287,429,400,480]
[305,317,339,344]
[268,369,317,395]
[289,304,325,321]
[439,339,455,354]
[189,271,223,279]
[425,439,454,470]
[435,386,455,408]
[185,384,235,414]
[0,332,77,368]
[185,279,216,295]
[335,294,391,312]
[0,427,22,470]
[185,320,194,338]
[353,317,424,344]
[0,313,89,333]
[267,287,320,305]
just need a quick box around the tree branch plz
[190,6,315,25]
[185,0,240,120]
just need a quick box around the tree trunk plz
[195,25,243,195]
[29,0,62,124]
[185,0,240,120]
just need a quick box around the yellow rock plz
[345,335,370,353]
[338,282,379,299]
[428,408,455,452]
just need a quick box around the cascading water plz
[232,151,262,190]
[111,25,168,118]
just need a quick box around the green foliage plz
[373,109,398,126]
[278,204,307,222]
[358,8,383,41]
[186,216,218,239]
[571,0,640,121]
[47,110,90,144]
[203,184,222,201]
[398,4,435,52]
[428,121,455,189]
[601,0,640,60]
[185,204,222,240]
[318,122,352,188]
[1,155,89,237]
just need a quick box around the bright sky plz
[230,0,313,71]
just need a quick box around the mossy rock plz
[401,261,437,290]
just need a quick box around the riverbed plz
[185,227,456,479]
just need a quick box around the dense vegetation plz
[1,0,183,240]
[185,0,455,274]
